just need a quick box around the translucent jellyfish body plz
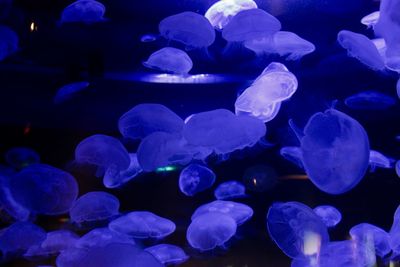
[0,175,30,221]
[5,147,40,169]
[266,201,329,258]
[108,211,176,239]
[279,146,304,169]
[350,223,391,258]
[313,205,342,227]
[369,150,394,172]
[344,90,396,110]
[179,163,216,196]
[76,228,135,248]
[214,181,246,200]
[299,109,370,194]
[145,244,189,265]
[60,0,106,24]
[242,164,278,192]
[389,205,400,255]
[69,191,120,224]
[9,164,79,215]
[54,81,90,104]
[0,25,18,61]
[361,11,380,28]
[103,153,142,188]
[143,47,193,74]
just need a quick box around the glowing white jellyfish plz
[313,205,342,228]
[369,150,394,172]
[143,47,193,74]
[179,164,216,196]
[361,11,380,28]
[350,223,391,258]
[0,25,18,61]
[54,81,90,104]
[145,244,189,265]
[60,0,106,24]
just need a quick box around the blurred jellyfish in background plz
[103,153,142,189]
[242,164,277,192]
[279,146,304,169]
[60,0,106,24]
[396,161,400,177]
[313,205,342,228]
[214,181,246,200]
[368,150,394,172]
[0,25,18,61]
[145,244,189,265]
[143,47,193,74]
[344,90,396,110]
[140,33,158,43]
[53,81,90,104]
[361,11,380,28]
[76,228,135,248]
[179,163,216,196]
[350,223,391,258]
[0,175,30,221]
[5,147,40,169]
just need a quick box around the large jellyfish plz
[369,150,394,172]
[266,201,329,258]
[108,211,176,239]
[179,163,216,196]
[279,146,304,169]
[344,90,396,110]
[76,228,135,248]
[313,205,342,228]
[361,11,380,28]
[9,164,79,215]
[5,147,40,169]
[143,47,193,74]
[299,109,370,194]
[0,25,18,61]
[54,81,90,104]
[350,223,391,258]
[103,153,142,188]
[60,0,106,24]
[69,191,120,224]
[242,164,278,192]
[145,244,189,265]
[214,181,246,200]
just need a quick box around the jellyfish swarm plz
[69,191,120,224]
[279,146,304,169]
[5,147,40,169]
[214,181,246,200]
[143,47,193,74]
[242,164,277,192]
[76,228,135,248]
[60,0,106,24]
[103,153,142,189]
[266,201,329,258]
[235,62,298,123]
[350,223,391,258]
[179,163,216,196]
[361,11,380,28]
[299,109,370,194]
[337,30,386,71]
[344,90,396,110]
[145,244,189,265]
[313,205,342,228]
[54,81,90,104]
[0,25,18,61]
[9,164,79,215]
[369,150,394,172]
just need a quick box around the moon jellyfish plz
[369,150,394,172]
[299,109,370,194]
[267,201,330,258]
[76,228,135,248]
[214,181,246,200]
[396,161,400,177]
[337,30,385,71]
[140,34,158,43]
[118,103,183,140]
[0,175,30,221]
[361,11,380,28]
[0,25,18,61]
[60,0,106,24]
[179,164,216,196]
[242,164,277,192]
[143,47,193,74]
[187,212,237,251]
[191,200,253,226]
[313,205,342,228]
[54,81,90,104]
[109,211,176,239]
[204,0,257,30]
[235,62,298,122]
[9,164,79,215]
[159,11,215,48]
[280,146,304,169]
[145,244,189,265]
[344,90,396,110]
[350,223,391,258]
[5,147,40,169]
[103,153,142,188]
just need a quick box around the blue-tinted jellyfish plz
[369,150,394,172]
[235,62,298,122]
[143,47,193,74]
[191,200,253,226]
[60,0,106,24]
[75,134,130,177]
[5,147,40,169]
[145,244,189,265]
[299,109,370,194]
[337,30,386,71]
[266,201,330,258]
[204,0,257,30]
[159,11,215,49]
[118,103,183,140]
[280,146,304,169]
[350,223,391,258]
[103,153,142,188]
[313,205,342,228]
[396,160,400,177]
[179,164,216,196]
[389,205,400,255]
[372,38,387,59]
[140,34,158,43]
[242,164,277,192]
[109,211,176,239]
[361,11,380,28]
[70,191,120,224]
[214,181,246,200]
[0,175,30,221]
[187,212,237,251]
[344,90,396,110]
[9,164,79,215]
[0,25,18,61]
[76,228,135,248]
[397,78,400,99]
[54,81,90,104]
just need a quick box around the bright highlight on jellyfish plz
[143,47,193,74]
[242,164,277,192]
[76,228,135,248]
[235,62,298,122]
[350,223,391,258]
[361,11,380,28]
[103,153,142,188]
[266,201,329,258]
[0,25,18,61]
[60,0,106,24]
[204,0,257,30]
[108,211,176,239]
[369,150,394,172]
[9,164,79,215]
[159,11,215,48]
[313,205,342,228]
[214,181,246,200]
[279,146,304,169]
[145,244,189,265]
[5,147,40,169]
[179,163,216,196]
[337,30,386,71]
[69,191,120,224]
[299,109,370,194]
[344,90,396,110]
[54,81,90,104]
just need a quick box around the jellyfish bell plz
[0,25,18,61]
[313,205,342,228]
[60,0,106,25]
[76,227,135,249]
[145,244,189,265]
[344,90,396,110]
[279,146,304,169]
[103,153,142,189]
[143,47,193,74]
[179,163,216,196]
[350,223,391,258]
[361,11,380,28]
[214,181,246,200]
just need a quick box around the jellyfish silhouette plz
[5,147,40,169]
[54,81,90,104]
[279,146,304,169]
[103,153,142,188]
[143,47,193,74]
[145,244,189,265]
[242,164,277,192]
[313,205,342,228]
[344,90,396,110]
[361,11,380,28]
[76,228,135,248]
[350,223,391,258]
[179,163,216,196]
[0,25,18,61]
[214,181,246,200]
[60,0,106,24]
[369,150,394,172]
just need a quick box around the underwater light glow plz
[155,165,177,172]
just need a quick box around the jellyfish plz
[103,153,142,188]
[389,205,400,255]
[279,146,304,169]
[143,47,193,74]
[76,228,135,248]
[179,163,216,196]
[0,175,30,221]
[350,223,391,258]
[242,164,277,192]
[191,200,253,226]
[9,164,79,215]
[369,150,394,172]
[313,205,342,228]
[372,38,387,59]
[214,181,246,200]
[108,211,176,239]
[396,160,400,177]
[267,201,330,258]
[344,90,396,110]
[54,81,90,104]
[5,147,40,169]
[140,34,158,43]
[299,109,370,194]
[397,78,400,99]
[361,11,380,28]
[0,25,18,61]
[60,0,106,24]
[145,244,189,265]
[118,103,183,140]
[337,30,386,71]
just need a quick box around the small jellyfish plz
[5,147,40,169]
[350,223,391,258]
[179,163,216,196]
[242,164,278,192]
[279,146,304,169]
[53,81,90,104]
[140,33,158,43]
[396,160,400,177]
[70,191,120,224]
[187,212,237,251]
[143,47,193,74]
[108,211,176,239]
[369,150,394,172]
[313,205,342,228]
[103,153,142,188]
[0,25,18,61]
[145,244,189,265]
[361,11,380,28]
[76,228,135,248]
[344,90,396,110]
[60,0,106,24]
[214,181,246,200]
